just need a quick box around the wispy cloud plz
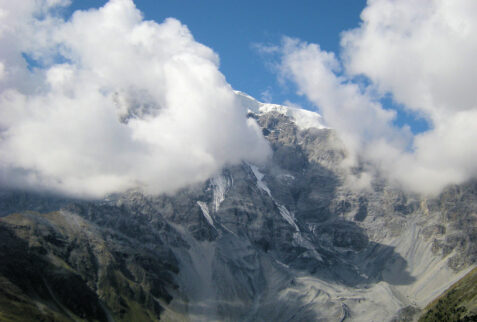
[260,87,273,103]
[0,0,270,198]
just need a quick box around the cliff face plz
[0,101,476,321]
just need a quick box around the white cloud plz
[0,61,5,80]
[276,0,477,195]
[279,38,411,162]
[341,0,477,116]
[0,0,270,198]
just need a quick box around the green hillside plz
[419,267,477,321]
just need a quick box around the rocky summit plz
[1,94,476,321]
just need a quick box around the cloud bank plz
[0,0,270,197]
[277,0,477,195]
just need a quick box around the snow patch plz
[210,174,232,212]
[259,103,327,130]
[293,232,323,262]
[250,163,325,263]
[249,164,272,197]
[249,163,302,233]
[277,204,300,232]
[197,201,215,228]
[279,173,295,180]
[288,108,327,130]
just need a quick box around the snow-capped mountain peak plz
[235,90,327,130]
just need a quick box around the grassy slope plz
[419,267,477,321]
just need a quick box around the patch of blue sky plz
[349,74,432,134]
[22,51,71,72]
[380,94,431,134]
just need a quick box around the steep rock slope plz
[0,209,178,321]
[0,93,476,321]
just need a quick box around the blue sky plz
[67,0,429,133]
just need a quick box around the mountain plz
[0,93,476,321]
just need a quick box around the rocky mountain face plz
[0,94,476,321]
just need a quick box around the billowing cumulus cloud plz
[277,0,477,195]
[0,0,270,198]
